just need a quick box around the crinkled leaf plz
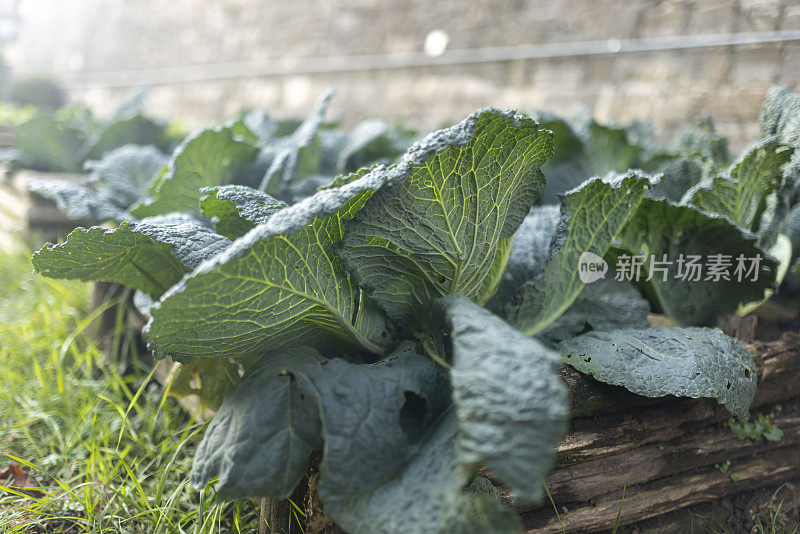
[435,295,568,503]
[537,277,650,347]
[682,137,794,232]
[16,115,86,172]
[190,347,324,499]
[618,198,778,326]
[85,144,168,207]
[130,127,259,217]
[324,409,522,534]
[560,326,757,419]
[145,167,395,361]
[87,114,167,160]
[759,85,800,147]
[486,204,560,310]
[27,179,130,222]
[338,109,554,323]
[200,185,286,239]
[32,214,230,297]
[306,350,450,501]
[505,172,649,336]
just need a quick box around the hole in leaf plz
[744,369,751,379]
[584,357,591,363]
[436,274,446,285]
[399,391,427,445]
[577,322,594,335]
[726,381,731,389]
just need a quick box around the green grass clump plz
[0,245,261,533]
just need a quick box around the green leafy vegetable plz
[32,214,229,297]
[617,198,778,326]
[560,326,757,419]
[131,127,260,217]
[191,347,324,499]
[682,137,794,233]
[199,185,286,239]
[338,109,554,323]
[145,167,394,361]
[434,295,568,503]
[505,171,649,336]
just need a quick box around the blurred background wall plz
[3,0,799,149]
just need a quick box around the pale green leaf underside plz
[131,127,259,217]
[436,295,568,503]
[145,167,394,361]
[560,326,757,419]
[506,172,650,336]
[682,137,794,231]
[31,214,230,297]
[338,109,554,323]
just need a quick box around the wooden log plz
[518,332,800,533]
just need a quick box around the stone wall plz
[7,0,800,149]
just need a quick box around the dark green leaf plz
[560,326,757,418]
[435,295,568,503]
[190,347,325,499]
[618,198,778,326]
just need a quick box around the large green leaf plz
[200,185,286,239]
[434,295,568,503]
[560,326,757,419]
[682,137,794,232]
[191,347,324,499]
[130,127,259,217]
[617,198,778,326]
[307,349,449,501]
[337,109,554,323]
[324,409,522,534]
[85,144,168,208]
[759,85,800,147]
[505,172,650,336]
[32,214,230,297]
[16,115,86,172]
[145,167,395,361]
